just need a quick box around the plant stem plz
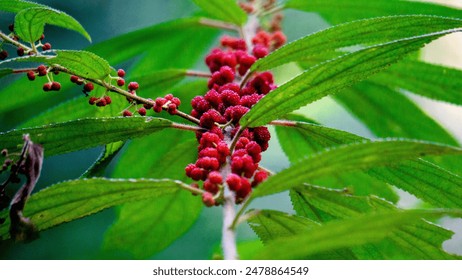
[199,18,240,32]
[222,192,239,260]
[0,31,32,52]
[185,70,212,78]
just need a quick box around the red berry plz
[240,94,262,108]
[96,98,107,107]
[0,50,8,60]
[122,110,132,117]
[271,31,287,49]
[37,65,47,76]
[190,167,205,181]
[143,99,154,109]
[84,82,94,92]
[191,96,210,113]
[42,83,52,92]
[203,180,219,194]
[117,69,126,77]
[246,141,262,156]
[221,89,240,106]
[40,34,45,40]
[153,104,162,113]
[128,81,139,91]
[138,107,147,116]
[202,192,216,207]
[253,44,269,59]
[252,170,268,187]
[205,89,222,108]
[219,66,235,83]
[199,147,219,159]
[8,24,14,32]
[42,43,52,51]
[196,157,220,170]
[88,97,98,105]
[103,95,112,104]
[253,126,271,143]
[217,141,230,157]
[224,105,249,123]
[167,103,178,115]
[226,174,241,191]
[70,75,80,83]
[117,78,125,86]
[16,47,24,56]
[51,81,61,91]
[200,132,221,148]
[236,177,252,200]
[185,164,196,177]
[208,171,223,184]
[171,97,181,107]
[26,71,35,81]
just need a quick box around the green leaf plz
[0,69,13,79]
[0,178,188,239]
[0,50,111,80]
[0,117,172,156]
[251,15,462,72]
[81,141,125,178]
[193,0,247,26]
[103,131,200,259]
[290,185,458,259]
[335,81,458,145]
[130,69,188,95]
[241,31,454,128]
[251,139,462,199]
[0,0,44,13]
[248,210,319,244]
[275,115,398,201]
[253,209,460,259]
[87,17,218,68]
[247,210,357,259]
[374,60,462,106]
[14,7,91,43]
[275,118,462,209]
[285,0,462,24]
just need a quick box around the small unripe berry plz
[138,107,147,116]
[202,192,216,207]
[83,82,94,92]
[128,81,139,91]
[42,43,52,51]
[122,110,133,117]
[51,81,61,91]
[27,71,35,81]
[117,78,125,86]
[117,69,126,77]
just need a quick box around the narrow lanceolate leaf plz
[193,0,247,26]
[336,81,458,145]
[0,0,44,13]
[374,60,462,106]
[0,50,111,80]
[0,117,172,156]
[14,7,91,43]
[253,209,460,259]
[251,140,462,199]
[0,178,188,239]
[104,132,200,259]
[290,185,459,259]
[81,141,125,178]
[275,117,462,209]
[0,69,13,79]
[247,210,357,259]
[130,69,188,94]
[275,116,398,202]
[241,32,454,128]
[251,15,462,72]
[284,0,462,24]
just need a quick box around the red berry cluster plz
[153,94,181,114]
[25,64,63,92]
[181,28,286,206]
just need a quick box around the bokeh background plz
[0,0,461,259]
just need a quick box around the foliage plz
[0,0,461,260]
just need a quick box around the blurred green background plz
[0,0,460,259]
